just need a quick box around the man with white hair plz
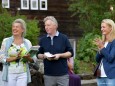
[37,16,73,86]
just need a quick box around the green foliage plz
[76,33,101,62]
[26,19,40,45]
[74,33,101,73]
[74,58,79,73]
[0,7,40,45]
[69,0,115,33]
[74,59,94,74]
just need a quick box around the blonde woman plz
[94,19,115,86]
[0,19,37,86]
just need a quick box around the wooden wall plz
[1,0,83,38]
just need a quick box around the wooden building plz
[1,0,83,38]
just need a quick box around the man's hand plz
[46,57,54,61]
[53,54,60,60]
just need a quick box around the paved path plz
[81,79,97,86]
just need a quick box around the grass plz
[74,60,94,74]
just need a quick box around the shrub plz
[0,7,40,45]
[76,33,100,62]
[73,33,101,73]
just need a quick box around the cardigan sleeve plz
[0,38,9,63]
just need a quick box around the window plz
[40,0,47,10]
[30,0,38,10]
[2,0,10,8]
[21,0,29,10]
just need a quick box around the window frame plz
[40,0,47,10]
[2,0,10,8]
[21,0,29,10]
[30,0,38,10]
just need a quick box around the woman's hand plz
[22,54,34,62]
[94,38,104,50]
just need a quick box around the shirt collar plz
[47,31,59,37]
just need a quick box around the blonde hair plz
[12,19,26,37]
[43,16,58,27]
[101,19,115,42]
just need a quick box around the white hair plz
[43,16,58,27]
[12,19,26,37]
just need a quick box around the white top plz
[8,43,27,73]
[100,42,108,77]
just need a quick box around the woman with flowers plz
[0,19,37,86]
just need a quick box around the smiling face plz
[101,22,112,36]
[12,23,24,37]
[44,20,57,36]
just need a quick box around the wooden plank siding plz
[1,0,83,38]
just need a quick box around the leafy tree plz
[69,0,115,33]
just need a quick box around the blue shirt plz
[38,32,73,76]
